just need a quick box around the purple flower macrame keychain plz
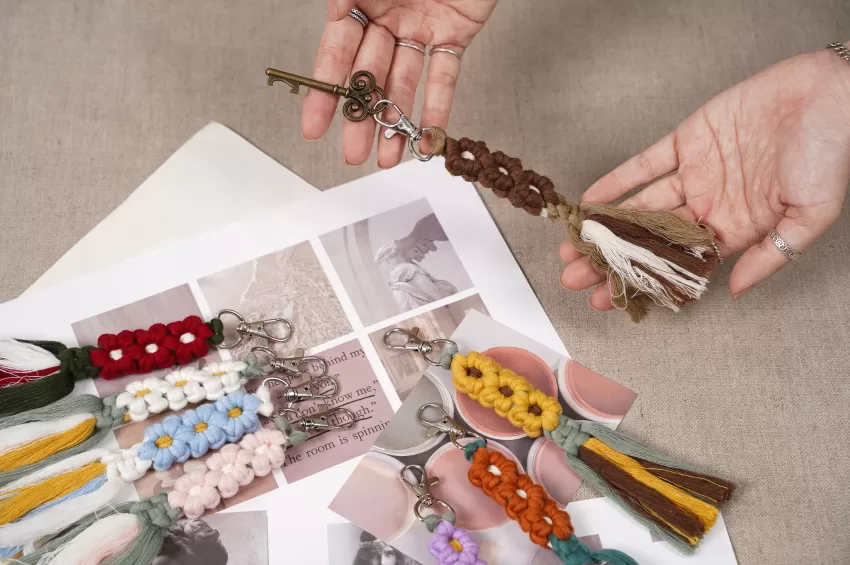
[401,464,487,565]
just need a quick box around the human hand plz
[303,0,498,167]
[561,44,850,311]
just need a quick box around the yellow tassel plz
[583,438,718,531]
[640,503,701,546]
[0,418,97,472]
[0,461,106,525]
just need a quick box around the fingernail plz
[732,288,751,301]
[344,159,362,167]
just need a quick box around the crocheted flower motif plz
[200,360,248,394]
[168,467,220,519]
[478,368,532,417]
[205,443,254,498]
[240,429,286,476]
[451,352,500,401]
[155,366,207,410]
[508,389,562,437]
[90,330,142,380]
[133,323,175,373]
[137,415,195,470]
[496,473,547,521]
[101,445,151,482]
[214,391,261,442]
[116,377,170,422]
[520,498,573,546]
[179,403,228,458]
[161,316,214,365]
[429,521,485,565]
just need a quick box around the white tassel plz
[580,219,709,311]
[0,339,60,374]
[0,478,128,548]
[0,414,94,456]
[35,513,140,565]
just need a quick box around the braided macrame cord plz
[429,131,722,323]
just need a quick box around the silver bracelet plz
[827,42,850,64]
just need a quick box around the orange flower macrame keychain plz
[265,68,722,322]
[387,328,735,555]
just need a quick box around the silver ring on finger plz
[768,228,801,260]
[429,46,462,62]
[395,40,426,55]
[348,8,369,28]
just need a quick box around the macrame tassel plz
[545,418,734,554]
[565,204,721,322]
[0,449,129,549]
[16,494,179,565]
[0,340,60,379]
[0,395,126,488]
[34,512,140,565]
[437,134,722,322]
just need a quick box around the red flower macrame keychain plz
[0,310,292,416]
[265,68,722,323]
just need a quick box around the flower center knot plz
[155,435,173,449]
[222,463,234,474]
[179,332,196,344]
[449,539,463,552]
[529,405,543,416]
[109,349,123,361]
[499,386,514,396]
[174,379,188,387]
[466,367,482,378]
[212,370,226,377]
[144,344,159,354]
[194,422,208,433]
[189,486,202,496]
[135,388,152,398]
[227,407,243,418]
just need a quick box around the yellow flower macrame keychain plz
[385,328,735,555]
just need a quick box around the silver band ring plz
[768,228,801,260]
[827,42,850,64]
[348,8,369,28]
[395,40,426,55]
[429,46,462,61]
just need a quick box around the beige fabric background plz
[1,1,849,563]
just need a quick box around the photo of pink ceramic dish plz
[455,347,559,440]
[556,359,636,426]
[526,437,583,508]
[328,452,416,542]
[424,439,524,532]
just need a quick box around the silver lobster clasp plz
[251,346,329,379]
[299,404,355,431]
[383,327,457,367]
[216,309,293,349]
[417,403,485,449]
[400,464,455,522]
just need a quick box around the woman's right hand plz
[303,0,499,167]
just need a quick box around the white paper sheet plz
[2,152,737,565]
[25,122,319,293]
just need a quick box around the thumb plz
[328,0,358,21]
[728,210,824,299]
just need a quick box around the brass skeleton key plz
[265,68,386,122]
[265,67,436,161]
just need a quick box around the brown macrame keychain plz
[265,68,722,322]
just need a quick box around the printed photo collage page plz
[63,197,637,565]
